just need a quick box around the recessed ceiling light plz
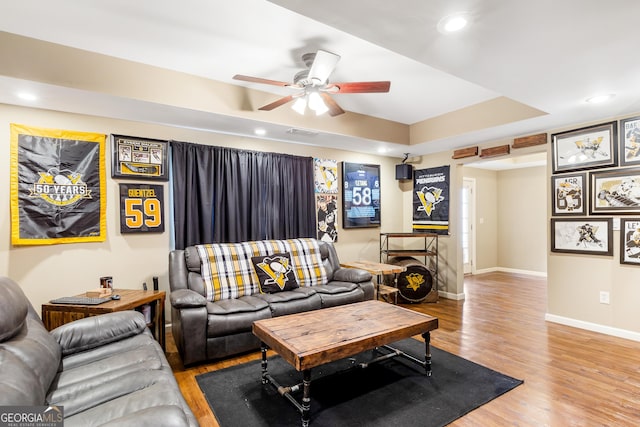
[17,92,38,101]
[586,94,615,104]
[254,128,266,136]
[377,147,388,154]
[438,12,470,34]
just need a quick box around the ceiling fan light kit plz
[233,49,390,117]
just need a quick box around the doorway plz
[461,177,475,275]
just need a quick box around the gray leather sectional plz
[169,240,374,366]
[0,276,198,427]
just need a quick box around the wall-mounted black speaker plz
[395,163,413,180]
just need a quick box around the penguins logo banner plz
[412,165,450,235]
[10,124,106,245]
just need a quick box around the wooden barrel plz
[387,257,438,303]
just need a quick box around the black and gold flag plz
[412,165,450,235]
[10,124,106,245]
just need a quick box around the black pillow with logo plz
[251,252,299,293]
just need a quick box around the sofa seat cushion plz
[206,296,272,338]
[61,378,192,427]
[255,287,322,317]
[312,281,359,294]
[313,282,365,308]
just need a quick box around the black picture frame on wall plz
[551,121,617,173]
[551,173,587,216]
[590,167,640,215]
[341,162,381,228]
[111,134,169,181]
[551,217,613,256]
[620,218,640,265]
[620,115,640,166]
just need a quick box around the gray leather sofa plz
[169,240,374,366]
[0,276,198,427]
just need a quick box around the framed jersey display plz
[119,183,165,233]
[341,162,380,228]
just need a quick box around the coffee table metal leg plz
[301,369,311,427]
[422,331,432,376]
[260,342,269,384]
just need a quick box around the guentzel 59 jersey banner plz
[10,124,106,245]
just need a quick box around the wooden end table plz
[252,300,438,427]
[41,289,166,350]
[340,260,406,303]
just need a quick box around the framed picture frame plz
[551,121,617,173]
[551,173,587,216]
[620,218,640,265]
[341,162,381,229]
[620,116,640,166]
[111,134,169,181]
[551,217,613,256]
[590,168,640,214]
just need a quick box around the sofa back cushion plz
[195,238,327,302]
[0,277,29,342]
[0,278,61,405]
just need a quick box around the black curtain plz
[171,141,315,249]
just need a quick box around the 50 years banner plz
[10,124,106,245]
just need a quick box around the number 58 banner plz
[119,183,164,233]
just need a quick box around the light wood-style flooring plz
[167,272,640,426]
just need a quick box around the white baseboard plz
[545,314,640,342]
[473,266,547,277]
[438,290,465,300]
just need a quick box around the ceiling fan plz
[233,50,390,117]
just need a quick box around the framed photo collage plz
[550,116,640,265]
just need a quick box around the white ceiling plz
[1,0,639,159]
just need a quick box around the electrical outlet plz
[599,291,610,304]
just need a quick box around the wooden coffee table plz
[252,300,438,427]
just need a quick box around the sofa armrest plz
[51,311,147,357]
[170,289,207,308]
[332,267,372,283]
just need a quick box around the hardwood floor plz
[167,272,640,426]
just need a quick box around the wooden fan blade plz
[330,81,391,93]
[320,92,345,116]
[233,74,291,87]
[308,50,340,85]
[258,95,295,111]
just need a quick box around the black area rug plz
[196,338,523,427]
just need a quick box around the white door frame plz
[462,177,476,275]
